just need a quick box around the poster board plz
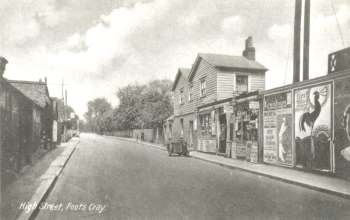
[263,91,292,165]
[333,78,350,179]
[294,83,332,171]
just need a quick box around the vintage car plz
[166,138,189,156]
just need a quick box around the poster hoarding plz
[334,78,350,179]
[263,92,292,165]
[294,83,332,171]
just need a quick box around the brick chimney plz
[0,56,8,77]
[242,36,255,61]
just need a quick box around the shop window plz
[199,113,211,135]
[200,78,206,97]
[235,105,259,142]
[236,75,248,93]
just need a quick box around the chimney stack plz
[0,57,8,77]
[242,36,255,61]
[44,77,47,84]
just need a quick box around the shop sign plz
[52,120,58,142]
[224,103,233,114]
[263,91,293,165]
[236,142,246,157]
[294,83,332,171]
[334,78,350,178]
[249,101,259,109]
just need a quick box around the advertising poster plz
[334,78,350,179]
[294,83,332,171]
[263,92,292,165]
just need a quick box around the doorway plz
[219,114,227,153]
[189,121,194,150]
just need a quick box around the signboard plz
[328,47,350,74]
[294,83,332,171]
[334,78,350,179]
[236,142,246,157]
[263,92,292,165]
[52,120,58,142]
[248,142,258,163]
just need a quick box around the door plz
[189,121,194,150]
[219,114,227,153]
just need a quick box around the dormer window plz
[200,78,206,97]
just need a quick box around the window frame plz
[200,77,207,98]
[236,75,248,93]
[188,84,193,102]
[179,87,184,105]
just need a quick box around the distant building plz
[9,79,53,150]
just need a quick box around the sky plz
[1,0,350,117]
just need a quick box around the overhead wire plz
[330,0,346,47]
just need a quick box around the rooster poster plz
[294,83,332,171]
[334,78,350,180]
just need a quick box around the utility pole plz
[293,0,302,83]
[303,0,310,81]
[64,89,67,142]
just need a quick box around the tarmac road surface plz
[36,133,350,220]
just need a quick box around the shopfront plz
[232,93,261,163]
[196,99,233,155]
[197,108,217,153]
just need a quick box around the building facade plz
[169,37,267,155]
[171,68,197,150]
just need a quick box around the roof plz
[8,80,51,108]
[189,53,268,81]
[199,53,267,71]
[172,68,191,91]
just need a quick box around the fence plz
[106,128,164,144]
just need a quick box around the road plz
[36,133,350,220]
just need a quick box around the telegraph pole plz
[293,0,302,83]
[303,0,311,80]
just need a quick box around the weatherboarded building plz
[9,79,53,150]
[0,58,55,186]
[169,37,267,155]
[171,68,197,150]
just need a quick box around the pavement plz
[0,137,79,220]
[112,136,350,200]
[35,133,350,220]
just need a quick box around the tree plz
[113,80,173,130]
[84,98,112,133]
[140,79,173,128]
[113,84,145,130]
[84,79,174,134]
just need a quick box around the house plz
[0,57,48,185]
[171,68,197,150]
[171,36,267,155]
[8,79,53,150]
